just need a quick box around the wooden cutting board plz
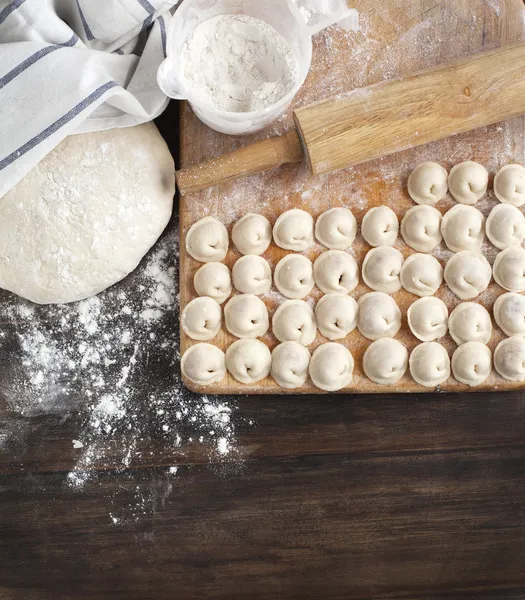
[179,0,525,395]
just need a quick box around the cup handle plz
[157,57,187,100]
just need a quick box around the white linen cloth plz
[0,0,179,197]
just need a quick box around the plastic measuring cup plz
[157,0,358,135]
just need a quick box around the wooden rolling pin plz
[176,42,525,196]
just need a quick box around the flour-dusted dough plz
[309,342,354,391]
[0,124,174,305]
[448,302,492,345]
[271,342,311,389]
[363,338,408,385]
[441,205,485,253]
[400,254,443,297]
[493,246,525,292]
[186,216,229,263]
[315,207,357,250]
[444,250,492,300]
[361,206,399,247]
[451,341,492,387]
[486,204,525,250]
[313,250,359,294]
[182,296,222,341]
[232,255,272,294]
[407,162,448,206]
[409,342,450,387]
[181,343,226,386]
[226,338,271,384]
[448,161,489,205]
[274,254,314,299]
[224,294,269,338]
[494,164,525,207]
[357,292,402,341]
[232,213,272,255]
[494,336,525,381]
[362,246,404,293]
[194,262,232,304]
[401,205,442,252]
[273,209,314,251]
[494,292,525,337]
[272,300,317,346]
[315,294,358,340]
[407,296,448,342]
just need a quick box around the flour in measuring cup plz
[180,14,298,113]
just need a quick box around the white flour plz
[180,14,297,113]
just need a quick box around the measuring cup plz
[157,0,358,135]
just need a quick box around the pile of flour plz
[180,14,298,113]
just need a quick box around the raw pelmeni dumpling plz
[494,336,525,381]
[448,302,492,345]
[357,292,401,341]
[407,162,448,206]
[494,164,525,207]
[494,292,525,337]
[441,205,485,253]
[493,246,525,292]
[315,207,357,249]
[224,294,269,338]
[486,204,525,250]
[232,255,272,294]
[361,206,399,247]
[448,161,488,205]
[452,342,492,387]
[444,251,492,300]
[362,246,404,293]
[309,343,354,391]
[407,296,448,342]
[401,205,442,252]
[232,213,272,255]
[315,294,358,340]
[181,343,226,386]
[313,250,359,294]
[186,216,229,262]
[272,300,317,346]
[400,254,443,297]
[409,342,450,387]
[194,263,232,304]
[271,342,311,389]
[226,339,271,384]
[181,296,222,341]
[273,209,314,251]
[274,254,314,299]
[363,338,408,385]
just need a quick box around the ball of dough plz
[494,336,525,381]
[493,292,525,337]
[232,213,272,255]
[486,204,525,250]
[407,296,448,342]
[448,302,492,345]
[362,246,404,293]
[274,254,314,299]
[493,246,525,292]
[448,161,488,205]
[452,341,492,387]
[361,206,399,247]
[272,300,317,346]
[494,164,525,207]
[271,342,311,389]
[226,339,271,384]
[363,338,408,385]
[273,209,314,252]
[407,162,448,206]
[313,250,359,294]
[357,292,402,341]
[186,216,229,263]
[400,253,443,297]
[401,205,443,253]
[315,294,358,340]
[181,343,226,386]
[224,294,269,338]
[232,255,272,295]
[0,123,174,305]
[181,296,222,341]
[441,205,485,253]
[194,263,232,304]
[315,207,357,250]
[444,250,492,300]
[309,343,354,391]
[409,342,450,387]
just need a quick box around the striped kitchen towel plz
[0,0,179,197]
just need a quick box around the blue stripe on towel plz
[140,12,154,33]
[136,0,155,13]
[158,16,167,57]
[0,0,27,26]
[76,0,95,41]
